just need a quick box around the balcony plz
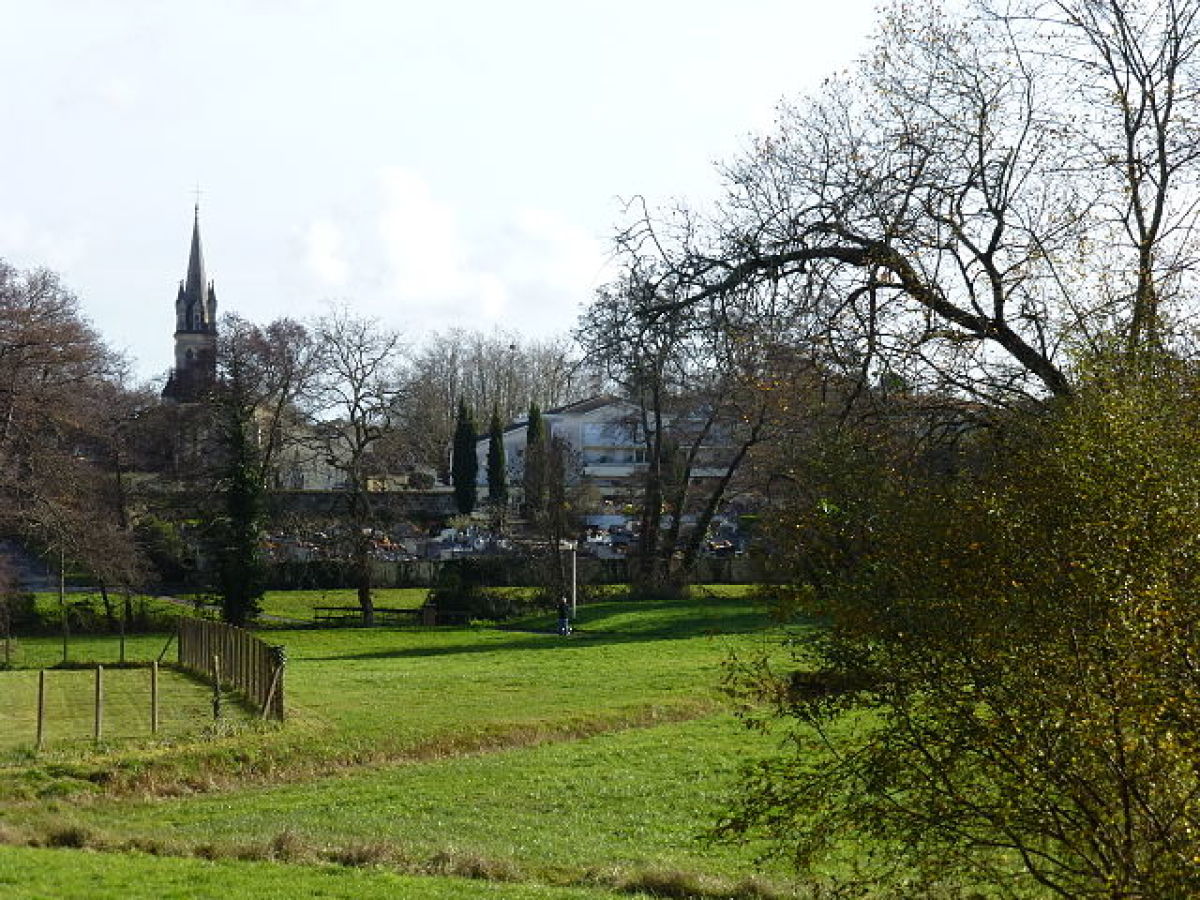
[583,463,643,477]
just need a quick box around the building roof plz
[185,205,206,307]
[477,395,635,445]
[543,395,625,417]
[176,204,216,334]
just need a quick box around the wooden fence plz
[178,618,285,721]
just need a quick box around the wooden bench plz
[312,606,423,626]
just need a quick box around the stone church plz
[162,205,218,402]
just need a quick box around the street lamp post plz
[559,539,577,616]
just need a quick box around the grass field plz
[255,587,429,621]
[0,846,640,899]
[0,587,806,898]
[28,591,181,626]
[23,586,431,628]
[0,632,176,670]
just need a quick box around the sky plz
[0,1,879,384]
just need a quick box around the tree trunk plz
[354,532,374,625]
[98,579,116,629]
[680,411,765,580]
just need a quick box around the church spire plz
[184,203,206,311]
[174,203,217,336]
[163,203,219,402]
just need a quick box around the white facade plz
[476,395,734,508]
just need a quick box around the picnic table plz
[312,606,426,625]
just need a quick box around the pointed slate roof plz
[183,203,206,306]
[176,203,216,334]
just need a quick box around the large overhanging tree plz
[618,0,1200,405]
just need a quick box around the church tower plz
[163,205,218,402]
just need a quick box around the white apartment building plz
[476,395,734,512]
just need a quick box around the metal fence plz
[178,617,285,721]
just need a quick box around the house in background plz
[476,395,737,523]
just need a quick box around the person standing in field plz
[556,597,571,636]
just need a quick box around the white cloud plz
[93,76,139,111]
[0,212,85,273]
[478,273,508,320]
[312,167,613,337]
[303,218,348,287]
[509,206,607,291]
[377,166,468,301]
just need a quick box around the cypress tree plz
[451,397,479,514]
[216,417,266,627]
[212,354,265,627]
[487,407,508,507]
[523,401,547,517]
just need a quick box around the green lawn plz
[277,594,766,742]
[0,588,800,897]
[256,587,429,621]
[3,716,781,889]
[28,592,181,627]
[1,592,781,783]
[0,633,175,670]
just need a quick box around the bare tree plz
[1013,0,1200,353]
[616,0,1200,407]
[397,328,581,480]
[220,315,321,486]
[310,308,404,624]
[578,267,774,597]
[0,261,143,606]
[202,315,320,625]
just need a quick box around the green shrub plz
[729,357,1200,897]
[0,592,38,631]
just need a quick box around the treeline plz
[0,267,586,629]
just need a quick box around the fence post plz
[94,665,104,743]
[212,654,222,721]
[262,663,282,721]
[270,644,286,721]
[151,661,159,734]
[59,548,68,664]
[36,669,45,750]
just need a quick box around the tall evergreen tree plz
[212,346,266,627]
[451,397,478,514]
[523,401,547,517]
[214,407,265,627]
[487,407,508,507]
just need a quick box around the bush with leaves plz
[0,592,37,633]
[426,558,529,623]
[724,360,1200,897]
